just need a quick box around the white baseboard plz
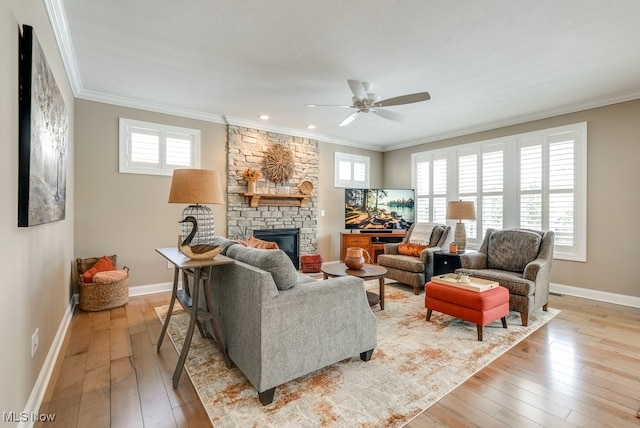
[128,281,175,296]
[550,282,640,308]
[19,296,76,428]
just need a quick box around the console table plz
[341,231,406,264]
[155,247,234,388]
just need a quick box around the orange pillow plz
[93,269,128,284]
[81,256,116,282]
[247,236,279,249]
[398,243,427,257]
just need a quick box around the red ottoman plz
[425,281,509,341]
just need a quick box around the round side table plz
[321,263,387,310]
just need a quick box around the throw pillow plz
[81,255,116,283]
[429,225,445,247]
[247,236,279,249]
[398,243,427,257]
[227,245,297,290]
[93,269,128,284]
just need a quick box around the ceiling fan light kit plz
[308,79,431,127]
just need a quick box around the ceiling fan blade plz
[339,111,360,127]
[305,103,352,108]
[347,79,368,101]
[376,92,431,107]
[372,109,404,122]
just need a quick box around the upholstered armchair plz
[456,228,555,326]
[377,223,451,295]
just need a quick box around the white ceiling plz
[50,0,640,151]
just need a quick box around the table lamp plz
[446,200,476,252]
[168,169,223,245]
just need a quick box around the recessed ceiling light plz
[259,115,269,120]
[306,124,316,130]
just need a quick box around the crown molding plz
[44,0,82,96]
[382,89,640,152]
[78,90,227,124]
[224,116,383,151]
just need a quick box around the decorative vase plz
[344,247,365,270]
[247,180,257,194]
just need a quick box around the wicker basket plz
[301,254,323,273]
[79,267,129,311]
[76,256,129,312]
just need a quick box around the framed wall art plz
[18,24,68,227]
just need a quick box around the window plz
[412,152,447,223]
[412,122,587,261]
[334,152,370,187]
[119,118,201,176]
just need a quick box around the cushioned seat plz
[456,228,554,326]
[377,222,451,294]
[425,281,509,341]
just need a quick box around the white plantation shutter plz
[481,147,504,236]
[119,118,200,176]
[457,150,478,240]
[413,152,447,223]
[412,122,586,261]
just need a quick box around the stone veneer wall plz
[227,125,319,256]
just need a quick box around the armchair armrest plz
[459,252,487,269]
[383,243,401,255]
[523,258,551,282]
[419,246,441,264]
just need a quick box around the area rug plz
[155,281,558,427]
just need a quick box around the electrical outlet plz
[31,328,39,358]
[167,261,173,269]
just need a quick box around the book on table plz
[430,273,498,292]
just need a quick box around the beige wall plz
[74,100,228,287]
[384,99,640,297]
[318,143,384,261]
[2,0,75,415]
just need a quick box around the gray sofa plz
[204,237,377,405]
[456,228,555,327]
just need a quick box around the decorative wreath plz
[262,144,295,184]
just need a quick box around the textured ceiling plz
[52,0,640,151]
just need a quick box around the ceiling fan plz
[306,79,431,127]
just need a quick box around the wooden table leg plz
[157,266,179,352]
[172,267,202,388]
[379,275,385,310]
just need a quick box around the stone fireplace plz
[226,125,319,263]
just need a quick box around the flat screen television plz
[345,188,415,231]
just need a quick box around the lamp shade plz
[446,200,476,220]
[168,169,223,204]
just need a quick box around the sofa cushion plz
[398,243,427,257]
[487,230,541,272]
[377,254,425,273]
[226,245,298,290]
[209,236,241,255]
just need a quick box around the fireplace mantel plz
[242,192,311,208]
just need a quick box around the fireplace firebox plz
[253,228,300,269]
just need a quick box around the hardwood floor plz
[37,292,640,427]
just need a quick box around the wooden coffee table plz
[321,263,387,310]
